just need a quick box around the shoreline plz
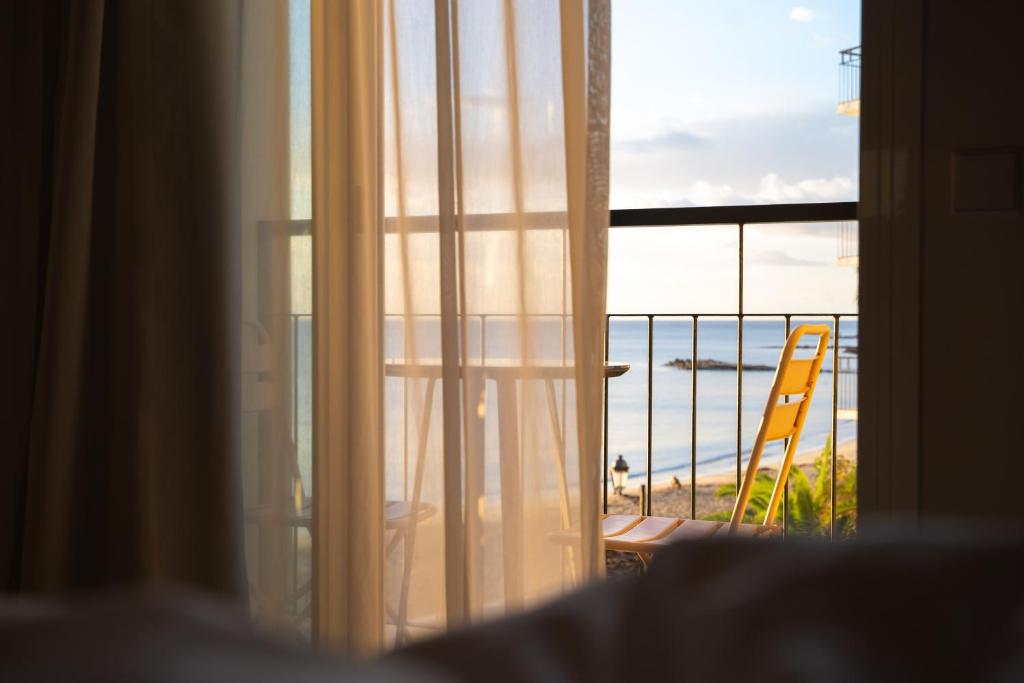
[608,438,857,520]
[620,438,857,495]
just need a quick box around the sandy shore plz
[606,439,857,520]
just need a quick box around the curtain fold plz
[563,0,611,584]
[10,0,245,595]
[310,0,386,654]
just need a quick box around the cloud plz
[610,109,859,209]
[617,129,712,154]
[789,7,815,22]
[755,249,827,267]
[754,173,855,202]
[653,174,855,208]
[658,180,744,208]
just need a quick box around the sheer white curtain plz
[242,0,609,652]
[310,0,386,654]
[374,0,610,646]
[239,0,387,651]
[238,0,316,639]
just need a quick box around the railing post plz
[646,315,654,515]
[603,314,610,513]
[292,314,300,604]
[831,314,840,540]
[783,315,791,538]
[690,315,698,520]
[736,224,744,494]
[480,313,486,364]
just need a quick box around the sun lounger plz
[603,324,830,562]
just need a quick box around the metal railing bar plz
[292,315,299,444]
[783,315,791,538]
[292,314,300,605]
[606,312,858,318]
[736,224,744,494]
[332,307,854,537]
[646,315,654,515]
[831,314,840,540]
[690,315,698,520]
[260,202,858,236]
[601,310,857,527]
[610,202,857,228]
[404,331,409,501]
[603,315,610,514]
[378,311,859,320]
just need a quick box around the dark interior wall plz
[918,1,1024,520]
[0,1,61,590]
[2,0,246,593]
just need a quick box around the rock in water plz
[664,358,775,372]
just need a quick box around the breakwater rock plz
[665,358,775,371]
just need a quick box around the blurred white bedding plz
[5,532,1024,682]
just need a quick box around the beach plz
[608,438,857,519]
[604,438,856,576]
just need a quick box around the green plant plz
[709,436,857,539]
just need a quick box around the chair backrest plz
[729,324,830,532]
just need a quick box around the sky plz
[607,0,861,313]
[287,0,862,316]
[610,0,860,209]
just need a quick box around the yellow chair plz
[603,324,831,562]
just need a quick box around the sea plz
[603,317,857,486]
[290,317,857,495]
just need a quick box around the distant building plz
[837,45,861,116]
[836,46,860,421]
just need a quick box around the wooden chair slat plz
[778,358,815,394]
[764,399,804,441]
[602,514,644,538]
[611,516,682,544]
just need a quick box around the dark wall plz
[918,1,1024,520]
[0,0,62,591]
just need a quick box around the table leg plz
[463,371,486,618]
[496,377,523,610]
[544,378,577,584]
[395,377,435,644]
[543,379,573,530]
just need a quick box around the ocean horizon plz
[290,316,857,497]
[605,317,857,486]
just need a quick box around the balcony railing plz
[603,201,858,540]
[251,201,860,634]
[283,202,859,540]
[263,202,859,627]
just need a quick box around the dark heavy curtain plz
[1,0,244,595]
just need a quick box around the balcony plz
[836,219,859,266]
[255,201,860,629]
[837,45,861,116]
[602,202,858,543]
